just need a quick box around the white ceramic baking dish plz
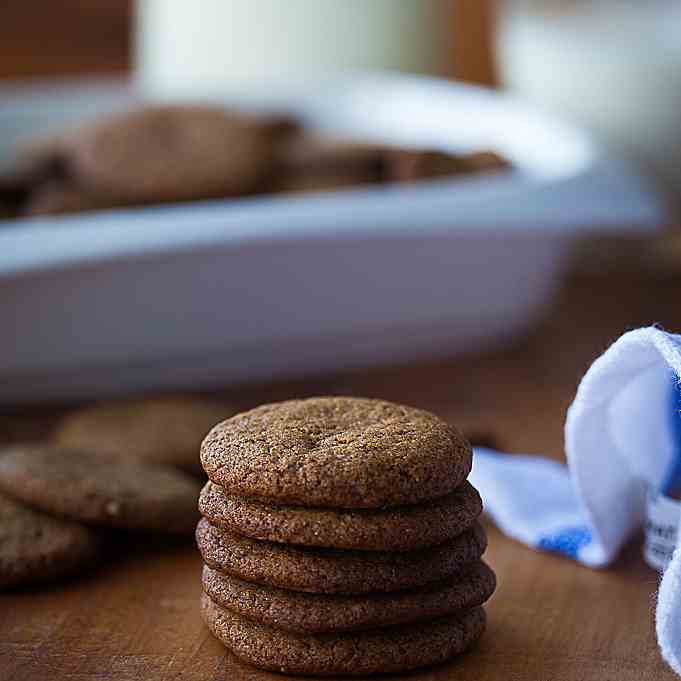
[0,75,664,403]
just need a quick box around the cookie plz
[273,172,377,195]
[53,396,230,475]
[63,106,291,204]
[23,181,105,217]
[0,446,201,534]
[0,147,65,218]
[273,139,509,193]
[459,150,510,174]
[199,480,482,552]
[200,397,471,508]
[202,560,495,634]
[383,149,509,183]
[275,139,385,188]
[201,593,486,675]
[0,171,29,218]
[385,149,471,183]
[0,492,101,589]
[196,518,486,594]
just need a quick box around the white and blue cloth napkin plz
[469,327,681,676]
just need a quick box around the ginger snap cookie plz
[202,560,495,634]
[62,106,292,204]
[54,396,230,476]
[196,518,486,594]
[199,479,482,551]
[0,492,101,589]
[0,446,201,534]
[200,397,472,508]
[201,592,486,675]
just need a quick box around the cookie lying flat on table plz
[0,446,201,534]
[0,492,101,589]
[198,480,482,551]
[201,397,472,508]
[54,397,230,476]
[202,560,495,634]
[196,518,486,594]
[201,593,486,676]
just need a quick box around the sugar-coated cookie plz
[201,397,472,508]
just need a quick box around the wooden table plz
[1,256,679,681]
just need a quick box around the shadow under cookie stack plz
[196,397,495,676]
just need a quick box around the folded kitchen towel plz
[469,327,681,676]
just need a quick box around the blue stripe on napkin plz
[537,526,592,559]
[662,375,681,495]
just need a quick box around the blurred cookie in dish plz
[6,106,299,215]
[1,103,510,216]
[53,396,232,476]
[0,172,28,219]
[273,137,510,194]
[273,139,387,193]
[60,106,298,204]
[0,146,66,218]
[23,181,106,217]
[386,148,509,183]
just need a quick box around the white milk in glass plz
[497,0,681,202]
[135,0,453,98]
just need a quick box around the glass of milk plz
[135,0,454,99]
[497,0,681,204]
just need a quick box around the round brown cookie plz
[201,397,472,508]
[199,480,482,552]
[273,138,386,193]
[63,106,291,204]
[53,396,231,476]
[202,560,495,634]
[0,446,201,534]
[0,492,101,589]
[195,518,487,594]
[201,593,486,675]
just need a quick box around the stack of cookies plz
[197,397,495,676]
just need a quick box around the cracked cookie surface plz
[200,397,471,508]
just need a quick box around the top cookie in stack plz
[197,397,494,676]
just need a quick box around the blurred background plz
[4,0,679,203]
[1,0,680,406]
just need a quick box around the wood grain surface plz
[1,252,678,680]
